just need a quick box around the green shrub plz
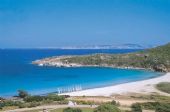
[63,107,82,112]
[111,100,117,105]
[132,102,170,111]
[46,94,65,101]
[106,100,120,106]
[24,96,44,102]
[156,103,170,112]
[24,94,66,103]
[131,103,142,112]
[94,104,121,112]
[138,102,170,110]
[141,102,161,110]
[75,100,95,105]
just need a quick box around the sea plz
[0,49,163,97]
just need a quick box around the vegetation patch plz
[94,104,121,112]
[156,82,170,94]
[50,108,94,112]
[131,103,142,112]
[131,102,170,112]
[147,95,170,103]
[0,91,68,110]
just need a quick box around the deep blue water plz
[0,49,162,97]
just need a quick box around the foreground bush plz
[63,107,82,112]
[111,100,117,105]
[142,102,170,110]
[139,102,162,110]
[132,102,170,112]
[94,104,121,112]
[156,103,170,112]
[131,103,142,112]
[0,100,23,109]
[156,82,170,94]
[105,100,120,106]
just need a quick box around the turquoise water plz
[0,49,162,97]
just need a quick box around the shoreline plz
[60,72,170,96]
[32,55,161,72]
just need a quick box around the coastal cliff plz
[33,43,170,72]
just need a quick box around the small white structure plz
[74,102,77,106]
[68,101,74,106]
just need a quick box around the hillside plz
[33,43,170,72]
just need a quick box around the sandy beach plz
[61,72,170,96]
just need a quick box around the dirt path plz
[4,105,96,112]
[70,95,153,106]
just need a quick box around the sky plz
[0,0,170,48]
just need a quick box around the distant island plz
[33,43,170,72]
[31,43,153,50]
[57,44,152,49]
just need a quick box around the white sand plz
[61,73,170,96]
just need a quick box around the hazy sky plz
[0,0,170,48]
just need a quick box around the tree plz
[131,103,142,112]
[18,90,28,98]
[63,107,82,112]
[111,100,117,105]
[94,104,121,112]
[0,97,4,101]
